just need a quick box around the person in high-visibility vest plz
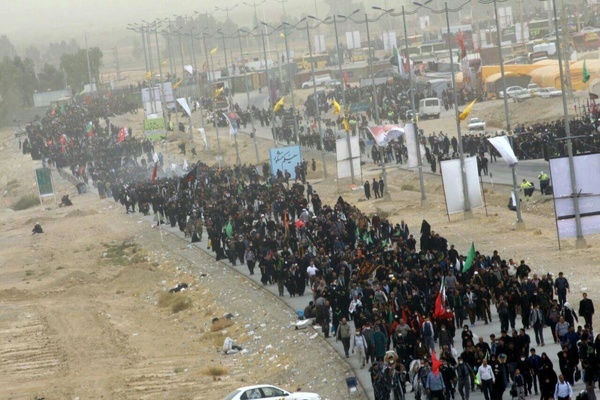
[538,171,550,195]
[520,179,534,201]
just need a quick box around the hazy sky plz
[3,0,310,50]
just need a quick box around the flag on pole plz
[433,277,446,318]
[173,78,184,89]
[457,30,467,59]
[210,46,218,56]
[462,242,476,273]
[459,99,477,122]
[225,220,233,238]
[181,165,197,185]
[117,126,127,143]
[342,116,351,132]
[145,71,153,80]
[273,96,285,112]
[214,86,224,97]
[583,60,591,84]
[85,121,94,137]
[151,163,158,184]
[431,350,442,375]
[332,99,341,115]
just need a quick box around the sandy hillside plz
[0,132,351,399]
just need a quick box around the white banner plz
[441,157,483,214]
[336,137,361,179]
[314,35,326,53]
[382,32,397,51]
[177,97,192,118]
[488,135,518,167]
[404,123,425,168]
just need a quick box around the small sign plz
[35,168,54,197]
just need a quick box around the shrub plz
[203,366,228,376]
[157,292,193,313]
[12,194,40,210]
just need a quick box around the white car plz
[527,83,541,94]
[224,385,322,400]
[468,117,486,130]
[499,86,525,99]
[512,89,533,102]
[537,87,563,98]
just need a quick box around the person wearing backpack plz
[554,374,573,400]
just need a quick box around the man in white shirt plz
[306,262,318,285]
[477,359,495,400]
[554,374,573,400]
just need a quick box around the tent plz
[530,60,600,90]
[484,71,531,98]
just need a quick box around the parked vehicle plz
[468,117,486,130]
[418,97,441,119]
[224,385,322,400]
[527,83,541,94]
[537,87,563,98]
[512,89,533,102]
[301,75,332,89]
[499,86,525,98]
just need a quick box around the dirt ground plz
[1,92,599,400]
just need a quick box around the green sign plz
[349,101,372,113]
[144,118,166,137]
[35,168,54,197]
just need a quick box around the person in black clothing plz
[554,272,570,306]
[579,293,595,328]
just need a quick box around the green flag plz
[583,60,591,84]
[237,181,243,196]
[225,220,233,238]
[462,242,476,273]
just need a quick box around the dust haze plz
[3,0,340,50]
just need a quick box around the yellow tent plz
[529,60,600,90]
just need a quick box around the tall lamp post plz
[201,30,222,162]
[237,28,261,165]
[215,5,239,105]
[262,22,300,142]
[541,0,586,247]
[414,0,473,218]
[480,0,524,227]
[344,8,395,196]
[309,10,361,184]
[283,18,329,179]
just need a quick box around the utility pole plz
[84,32,94,92]
[113,47,121,85]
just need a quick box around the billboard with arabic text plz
[269,146,302,179]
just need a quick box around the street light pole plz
[280,25,300,143]
[333,14,356,184]
[363,9,391,198]
[238,30,260,165]
[443,2,472,218]
[401,6,426,203]
[304,20,328,179]
[202,31,222,161]
[84,31,94,92]
[483,0,524,226]
[547,0,586,247]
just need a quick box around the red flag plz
[431,350,442,375]
[457,30,466,59]
[343,71,348,86]
[152,163,158,184]
[117,127,126,143]
[433,277,446,318]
